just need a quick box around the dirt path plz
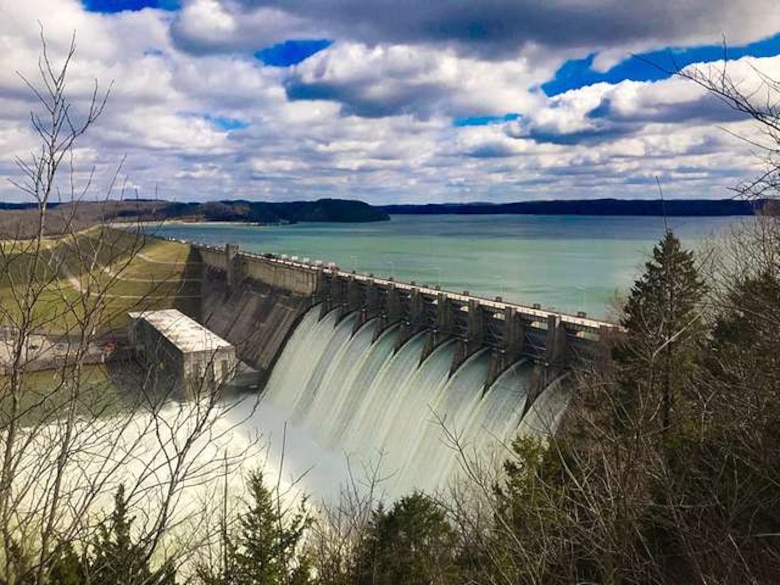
[137,253,186,265]
[98,264,201,283]
[56,252,199,299]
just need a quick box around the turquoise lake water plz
[154,214,743,319]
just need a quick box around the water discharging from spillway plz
[259,306,571,499]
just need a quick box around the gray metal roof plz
[129,309,233,353]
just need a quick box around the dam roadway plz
[192,241,620,401]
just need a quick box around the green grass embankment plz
[0,364,125,426]
[0,227,200,334]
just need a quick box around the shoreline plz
[113,219,282,228]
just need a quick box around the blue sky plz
[1,0,779,203]
[455,113,521,128]
[82,0,180,12]
[82,0,780,102]
[184,113,250,131]
[255,40,333,67]
[543,33,780,96]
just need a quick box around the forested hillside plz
[0,198,389,238]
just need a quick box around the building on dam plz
[128,309,237,396]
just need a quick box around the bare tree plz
[0,30,258,584]
[668,48,780,203]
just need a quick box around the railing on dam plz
[340,271,612,333]
[191,241,617,334]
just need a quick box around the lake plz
[154,214,741,318]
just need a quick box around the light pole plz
[387,260,395,279]
[434,266,441,288]
[497,275,504,298]
[350,255,358,272]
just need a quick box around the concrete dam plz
[193,242,618,495]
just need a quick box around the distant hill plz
[382,198,771,217]
[2,197,771,238]
[0,198,389,237]
[140,198,390,224]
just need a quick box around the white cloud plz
[285,42,551,119]
[0,0,777,204]
[170,0,314,54]
[171,0,780,63]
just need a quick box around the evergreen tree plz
[46,542,86,585]
[201,471,311,585]
[86,485,176,585]
[665,270,780,582]
[617,230,706,436]
[486,435,577,584]
[356,492,458,585]
[706,269,780,458]
[710,269,780,387]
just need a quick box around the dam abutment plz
[196,243,319,386]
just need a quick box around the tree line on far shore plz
[0,199,389,239]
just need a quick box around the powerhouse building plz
[128,309,236,396]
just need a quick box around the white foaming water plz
[339,330,425,454]
[301,318,379,434]
[291,312,358,424]
[327,322,396,447]
[265,307,336,413]
[257,306,572,500]
[12,308,570,570]
[518,375,573,437]
[469,360,534,445]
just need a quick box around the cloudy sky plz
[0,0,779,203]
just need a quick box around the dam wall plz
[196,244,318,384]
[194,242,619,395]
[150,238,623,496]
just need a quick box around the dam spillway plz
[259,305,572,496]
[185,240,617,496]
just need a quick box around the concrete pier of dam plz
[192,242,620,404]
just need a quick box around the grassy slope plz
[0,365,125,426]
[0,228,199,335]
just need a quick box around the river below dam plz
[156,214,741,318]
[152,214,743,503]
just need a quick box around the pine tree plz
[202,471,311,585]
[46,542,86,585]
[707,269,780,436]
[711,270,780,378]
[86,485,176,585]
[618,230,706,436]
[355,492,458,585]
